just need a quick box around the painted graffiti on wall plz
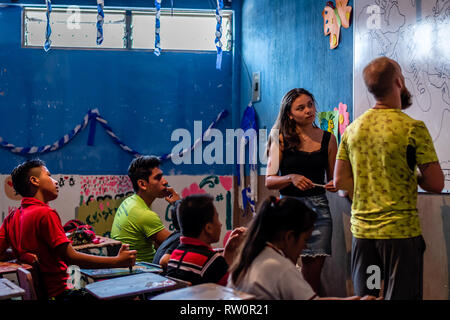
[1,174,234,246]
[77,175,134,237]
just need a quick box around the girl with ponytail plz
[228,196,379,301]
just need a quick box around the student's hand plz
[164,187,181,204]
[116,244,137,268]
[325,180,338,192]
[290,174,314,191]
[223,227,247,266]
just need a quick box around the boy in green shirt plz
[111,156,180,262]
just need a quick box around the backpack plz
[63,219,97,246]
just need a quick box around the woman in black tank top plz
[265,88,338,295]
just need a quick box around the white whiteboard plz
[353,0,450,193]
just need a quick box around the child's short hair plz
[11,159,46,197]
[177,194,215,238]
[128,155,161,192]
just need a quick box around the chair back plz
[17,267,37,300]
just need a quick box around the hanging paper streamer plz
[0,109,228,159]
[44,0,52,52]
[236,102,258,216]
[96,0,104,45]
[160,109,229,161]
[0,110,92,155]
[154,0,162,56]
[215,0,224,70]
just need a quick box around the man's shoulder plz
[118,194,152,213]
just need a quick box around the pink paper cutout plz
[334,102,350,134]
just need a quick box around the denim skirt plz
[282,194,333,257]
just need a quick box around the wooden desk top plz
[85,272,177,300]
[151,283,255,300]
[0,278,25,300]
[72,236,122,251]
[0,261,33,276]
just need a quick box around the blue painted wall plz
[240,0,354,136]
[0,0,238,175]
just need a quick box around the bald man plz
[334,57,444,300]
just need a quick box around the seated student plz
[165,194,245,286]
[228,196,380,300]
[153,200,182,269]
[111,155,180,263]
[0,159,137,300]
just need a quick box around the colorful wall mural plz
[0,174,233,247]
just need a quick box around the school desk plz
[69,236,123,288]
[0,261,33,278]
[72,235,122,256]
[0,278,25,300]
[84,272,177,300]
[80,261,162,283]
[151,283,255,300]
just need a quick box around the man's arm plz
[334,159,354,198]
[417,161,444,193]
[150,228,171,247]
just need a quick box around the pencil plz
[313,183,326,188]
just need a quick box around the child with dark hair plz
[165,194,245,286]
[0,159,137,300]
[228,196,380,300]
[153,200,182,269]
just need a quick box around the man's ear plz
[394,76,403,89]
[204,222,213,236]
[29,175,40,188]
[137,179,147,191]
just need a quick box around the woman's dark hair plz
[230,196,316,286]
[128,155,161,192]
[11,159,46,197]
[267,88,318,155]
[177,194,215,238]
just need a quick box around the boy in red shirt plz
[165,194,245,286]
[0,159,137,300]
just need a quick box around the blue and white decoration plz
[154,0,162,56]
[44,0,52,51]
[96,0,104,45]
[236,103,258,216]
[214,0,224,70]
[0,109,228,161]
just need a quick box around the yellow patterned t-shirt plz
[337,109,438,239]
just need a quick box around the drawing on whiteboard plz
[354,0,450,192]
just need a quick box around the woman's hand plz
[290,174,314,191]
